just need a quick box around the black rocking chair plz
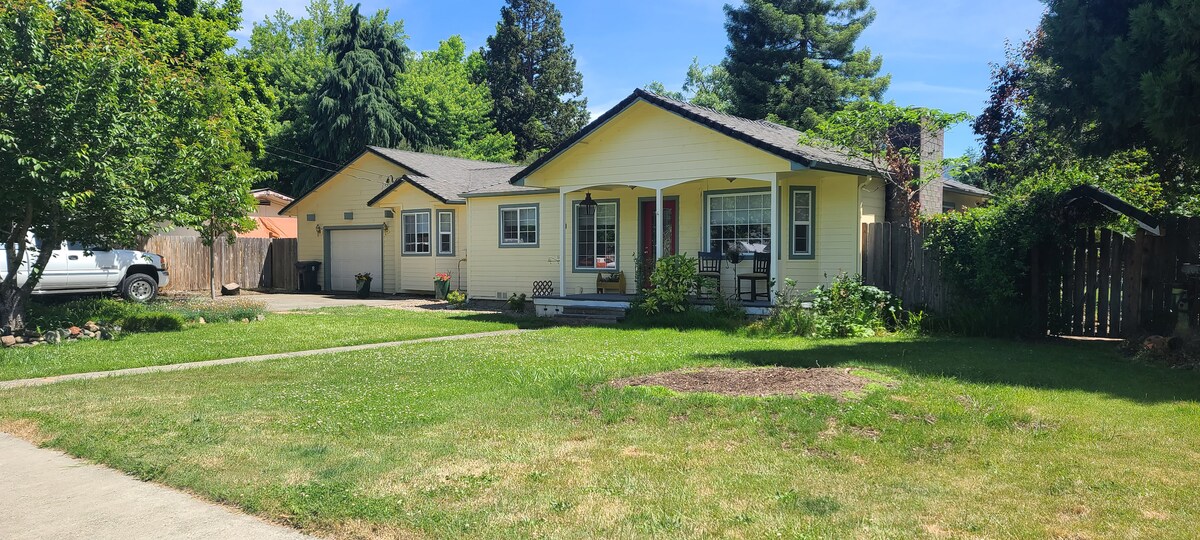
[736,252,770,302]
[697,251,723,297]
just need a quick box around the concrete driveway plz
[206,292,458,313]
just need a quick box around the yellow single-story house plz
[280,89,987,312]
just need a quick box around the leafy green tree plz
[242,0,353,194]
[299,5,417,194]
[723,0,889,129]
[1039,0,1200,165]
[0,0,260,329]
[397,36,516,162]
[481,0,588,160]
[647,58,733,113]
[803,101,968,223]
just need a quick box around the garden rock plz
[43,331,63,345]
[1,335,15,347]
[197,317,206,325]
[68,326,81,337]
[84,321,100,333]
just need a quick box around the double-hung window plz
[706,191,772,254]
[500,205,538,246]
[436,210,454,256]
[791,187,814,258]
[402,210,431,255]
[575,200,617,270]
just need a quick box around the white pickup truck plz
[0,235,170,302]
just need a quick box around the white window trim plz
[401,210,431,255]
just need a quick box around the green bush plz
[27,298,145,329]
[168,298,266,323]
[636,254,699,314]
[749,274,904,338]
[120,312,185,333]
[446,290,467,307]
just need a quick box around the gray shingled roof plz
[366,147,523,204]
[510,88,880,183]
[943,178,991,197]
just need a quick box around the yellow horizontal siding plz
[465,193,561,300]
[524,100,791,188]
[372,182,468,293]
[286,152,407,293]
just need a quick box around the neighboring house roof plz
[237,216,298,239]
[943,178,991,197]
[510,88,879,184]
[279,147,519,215]
[250,189,294,205]
[1060,184,1161,235]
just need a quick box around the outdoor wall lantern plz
[315,224,323,235]
[579,192,598,217]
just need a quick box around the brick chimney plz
[885,121,945,222]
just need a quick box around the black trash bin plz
[294,261,322,292]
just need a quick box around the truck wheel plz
[121,273,158,303]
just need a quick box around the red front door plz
[640,199,678,259]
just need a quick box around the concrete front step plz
[553,307,625,326]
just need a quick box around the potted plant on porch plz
[434,272,451,300]
[355,273,373,299]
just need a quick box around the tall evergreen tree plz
[300,5,416,194]
[242,0,353,194]
[723,0,889,129]
[481,0,588,161]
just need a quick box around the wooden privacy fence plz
[142,237,298,292]
[863,217,1200,338]
[1041,218,1200,338]
[861,222,955,314]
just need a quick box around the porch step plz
[553,306,626,326]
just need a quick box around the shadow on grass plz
[697,337,1200,404]
[442,312,559,330]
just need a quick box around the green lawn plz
[2,327,1198,539]
[0,307,535,381]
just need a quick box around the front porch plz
[533,293,774,317]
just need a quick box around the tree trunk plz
[0,283,28,332]
[209,242,216,300]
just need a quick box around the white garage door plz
[327,228,382,292]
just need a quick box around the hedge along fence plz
[142,237,298,292]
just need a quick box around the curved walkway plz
[0,329,528,390]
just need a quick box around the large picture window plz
[791,187,814,258]
[575,200,617,270]
[706,191,771,254]
[500,205,538,246]
[437,210,454,255]
[402,210,431,255]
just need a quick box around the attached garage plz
[325,227,383,293]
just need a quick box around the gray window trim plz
[401,209,432,256]
[789,186,816,260]
[702,187,773,256]
[498,203,540,248]
[436,209,456,257]
[572,199,620,273]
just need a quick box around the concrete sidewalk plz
[0,434,314,540]
[0,329,527,390]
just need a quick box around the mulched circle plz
[610,367,881,398]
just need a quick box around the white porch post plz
[559,190,567,297]
[655,188,665,260]
[769,176,779,304]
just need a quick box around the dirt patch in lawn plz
[611,367,883,398]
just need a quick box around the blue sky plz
[236,0,1046,158]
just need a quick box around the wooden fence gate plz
[1040,218,1200,338]
[142,237,298,292]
